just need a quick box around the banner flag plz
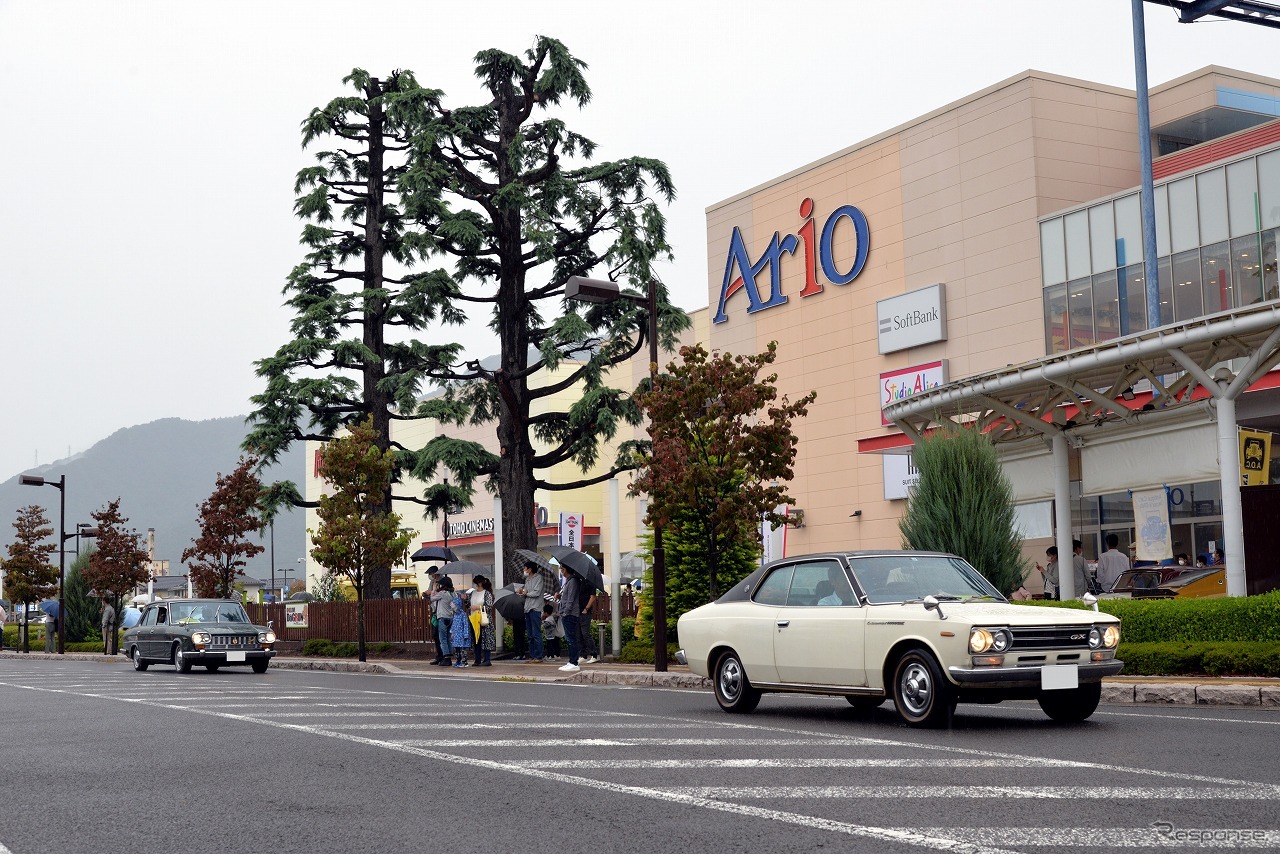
[1132,488,1173,562]
[1240,429,1272,486]
[558,513,584,550]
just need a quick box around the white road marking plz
[915,826,1280,848]
[320,720,733,730]
[511,758,1095,770]
[665,785,1278,800]
[397,737,918,748]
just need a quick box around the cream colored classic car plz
[676,551,1122,727]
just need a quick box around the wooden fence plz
[246,590,639,646]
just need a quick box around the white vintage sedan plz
[676,551,1122,727]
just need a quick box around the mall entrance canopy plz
[882,301,1280,597]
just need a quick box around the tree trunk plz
[356,582,367,663]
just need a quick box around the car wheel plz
[845,696,883,712]
[891,649,954,728]
[1037,681,1102,723]
[131,646,148,672]
[251,659,269,674]
[173,644,192,673]
[204,664,220,673]
[713,650,761,713]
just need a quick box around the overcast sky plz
[2,0,1278,481]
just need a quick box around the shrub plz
[1117,641,1280,676]
[333,642,359,657]
[1016,590,1280,643]
[618,638,681,664]
[302,638,336,657]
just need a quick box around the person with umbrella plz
[101,597,117,656]
[471,575,495,666]
[555,561,582,673]
[517,557,548,662]
[40,601,59,654]
[546,547,606,664]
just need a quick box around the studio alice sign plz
[880,360,947,426]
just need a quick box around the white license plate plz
[1041,664,1079,690]
[225,651,246,662]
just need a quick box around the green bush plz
[1118,641,1280,676]
[301,638,335,657]
[333,642,359,657]
[618,638,681,664]
[1016,590,1280,643]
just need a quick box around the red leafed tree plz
[84,499,150,608]
[182,457,265,598]
[1,504,58,652]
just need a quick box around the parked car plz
[676,551,1122,728]
[122,598,276,673]
[1135,567,1226,599]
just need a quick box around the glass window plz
[1155,183,1171,257]
[1200,241,1232,315]
[1065,210,1091,279]
[789,561,855,606]
[1114,194,1143,266]
[1158,256,1173,326]
[1231,234,1264,306]
[1259,150,1280,229]
[1089,204,1117,271]
[1263,228,1280,302]
[753,565,793,606]
[1171,249,1203,321]
[1092,270,1121,343]
[1044,284,1067,353]
[1068,278,1094,348]
[1190,480,1222,517]
[1227,158,1259,237]
[1121,263,1148,334]
[1169,177,1199,253]
[142,608,158,627]
[1197,168,1229,246]
[1040,219,1066,285]
[1100,491,1135,525]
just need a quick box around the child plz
[449,586,473,667]
[542,603,564,660]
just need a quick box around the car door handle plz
[776,620,790,628]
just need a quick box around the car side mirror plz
[922,595,947,620]
[1082,592,1099,612]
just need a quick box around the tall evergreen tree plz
[1,505,57,653]
[64,549,99,644]
[898,423,1027,595]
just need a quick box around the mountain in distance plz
[0,416,304,585]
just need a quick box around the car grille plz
[210,633,259,649]
[1009,625,1092,650]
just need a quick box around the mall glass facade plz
[1041,146,1280,353]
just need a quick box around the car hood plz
[866,601,1115,626]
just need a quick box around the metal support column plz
[1215,396,1248,596]
[1053,433,1076,600]
[1132,0,1162,329]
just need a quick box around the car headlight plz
[1088,627,1102,649]
[1102,625,1120,648]
[968,628,994,654]
[259,631,276,644]
[991,629,1010,652]
[192,632,211,646]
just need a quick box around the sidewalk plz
[3,649,1279,706]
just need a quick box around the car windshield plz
[170,603,251,624]
[849,555,1004,604]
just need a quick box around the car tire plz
[131,646,148,672]
[713,650,760,713]
[891,649,954,728]
[204,664,221,673]
[251,660,269,674]
[845,696,883,712]
[1037,681,1102,723]
[173,644,192,674]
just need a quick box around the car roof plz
[148,598,241,605]
[716,550,963,604]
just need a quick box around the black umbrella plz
[492,583,527,622]
[411,545,457,562]
[546,546,605,593]
[512,548,558,589]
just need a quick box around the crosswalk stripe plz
[394,738,879,748]
[664,785,1277,800]
[913,826,1280,848]
[510,758,1093,770]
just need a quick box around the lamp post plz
[73,523,98,556]
[20,474,66,655]
[565,276,668,671]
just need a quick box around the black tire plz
[713,650,761,713]
[845,696,883,712]
[131,646,148,672]
[204,664,221,673]
[891,649,954,728]
[1037,681,1102,722]
[251,659,269,674]
[173,643,192,673]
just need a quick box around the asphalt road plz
[1,659,1278,854]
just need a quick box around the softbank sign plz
[713,198,870,323]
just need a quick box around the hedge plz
[1018,590,1280,643]
[1117,641,1280,676]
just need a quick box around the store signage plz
[285,603,308,629]
[559,513,585,550]
[445,505,551,540]
[877,283,947,354]
[882,453,920,501]
[1240,429,1273,486]
[1132,488,1174,562]
[713,197,870,323]
[880,360,947,425]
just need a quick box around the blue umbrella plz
[120,607,142,629]
[39,600,60,619]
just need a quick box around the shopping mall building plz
[306,64,1280,598]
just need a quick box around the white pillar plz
[609,478,622,657]
[1215,396,1248,596]
[493,494,505,652]
[1053,433,1076,600]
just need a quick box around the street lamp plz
[19,474,66,655]
[565,276,668,672]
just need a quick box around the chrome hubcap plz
[900,662,932,715]
[719,658,742,701]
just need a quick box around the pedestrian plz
[517,562,546,663]
[43,612,56,653]
[578,579,598,664]
[430,577,454,665]
[556,564,581,673]
[472,575,495,667]
[1035,547,1059,600]
[542,603,563,659]
[101,598,117,656]
[1210,548,1225,566]
[468,584,484,648]
[1070,539,1092,598]
[1095,533,1131,594]
[449,586,473,667]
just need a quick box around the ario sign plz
[877,283,946,354]
[713,197,870,323]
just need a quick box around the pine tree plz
[64,549,100,643]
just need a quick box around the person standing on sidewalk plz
[101,599,117,655]
[518,563,546,663]
[430,577,454,665]
[556,564,581,673]
[578,581,598,663]
[43,613,56,653]
[1096,534,1131,594]
[472,575,495,667]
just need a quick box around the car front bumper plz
[186,648,276,663]
[948,659,1123,689]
